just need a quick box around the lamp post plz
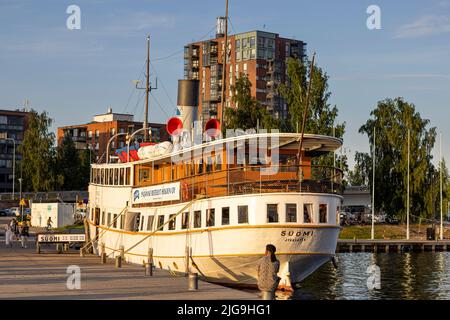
[1,137,15,198]
[18,177,23,221]
[127,127,151,162]
[106,132,129,164]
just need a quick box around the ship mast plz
[144,35,150,142]
[219,0,229,124]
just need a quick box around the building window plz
[238,205,248,224]
[194,210,201,228]
[222,207,230,225]
[267,204,278,223]
[250,36,256,48]
[304,204,313,223]
[181,212,189,229]
[88,131,92,138]
[286,204,297,222]
[242,38,248,48]
[168,214,176,230]
[95,130,99,138]
[206,209,215,227]
[319,204,327,223]
[147,216,154,231]
[235,39,240,50]
[157,215,165,231]
[110,128,116,136]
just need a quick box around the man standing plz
[257,244,280,300]
[20,221,29,248]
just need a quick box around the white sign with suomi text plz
[132,182,180,204]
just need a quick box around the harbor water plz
[284,252,450,300]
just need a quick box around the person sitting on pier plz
[46,217,52,230]
[4,224,13,248]
[257,244,281,298]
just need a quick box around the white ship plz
[85,37,343,291]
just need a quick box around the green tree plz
[359,97,437,221]
[224,73,279,132]
[347,152,371,186]
[18,109,60,192]
[56,134,81,190]
[77,149,91,190]
[278,57,345,138]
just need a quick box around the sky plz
[1,0,450,168]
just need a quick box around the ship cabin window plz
[238,205,249,224]
[206,209,215,227]
[101,211,105,225]
[120,214,125,229]
[197,159,204,174]
[139,167,150,183]
[221,207,230,225]
[303,204,313,223]
[107,213,111,226]
[119,168,124,185]
[168,214,176,230]
[113,169,119,185]
[267,204,279,223]
[126,167,131,185]
[157,215,165,231]
[181,212,189,229]
[109,169,114,185]
[319,204,327,223]
[193,210,202,228]
[205,157,213,173]
[147,216,154,231]
[113,214,118,228]
[286,204,297,223]
[215,154,222,171]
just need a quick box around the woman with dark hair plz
[257,244,280,298]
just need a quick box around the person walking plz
[257,244,280,300]
[10,218,19,241]
[5,224,13,248]
[19,221,29,249]
[46,217,53,230]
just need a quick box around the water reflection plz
[288,252,450,300]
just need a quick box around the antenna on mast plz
[135,35,157,142]
[219,0,229,125]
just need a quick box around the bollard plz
[57,243,63,254]
[120,246,125,263]
[36,243,41,254]
[115,255,122,268]
[101,243,106,264]
[145,262,153,276]
[64,243,69,252]
[188,273,198,291]
[261,291,275,300]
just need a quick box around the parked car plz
[0,209,6,216]
[386,216,400,224]
[10,207,20,216]
[340,211,357,226]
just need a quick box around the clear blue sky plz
[1,0,450,167]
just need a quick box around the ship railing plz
[134,164,342,208]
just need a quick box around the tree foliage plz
[18,109,59,192]
[358,97,449,221]
[278,57,345,138]
[347,152,371,186]
[224,73,279,132]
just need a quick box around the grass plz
[52,224,85,232]
[339,223,450,240]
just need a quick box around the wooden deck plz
[337,239,450,253]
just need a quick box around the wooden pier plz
[337,239,450,253]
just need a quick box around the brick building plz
[57,108,168,163]
[184,22,306,126]
[0,109,30,193]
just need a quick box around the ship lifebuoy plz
[182,182,189,201]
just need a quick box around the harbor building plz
[184,18,306,126]
[57,108,168,163]
[0,109,29,193]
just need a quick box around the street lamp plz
[1,137,15,199]
[106,132,129,164]
[18,177,23,220]
[127,127,151,162]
